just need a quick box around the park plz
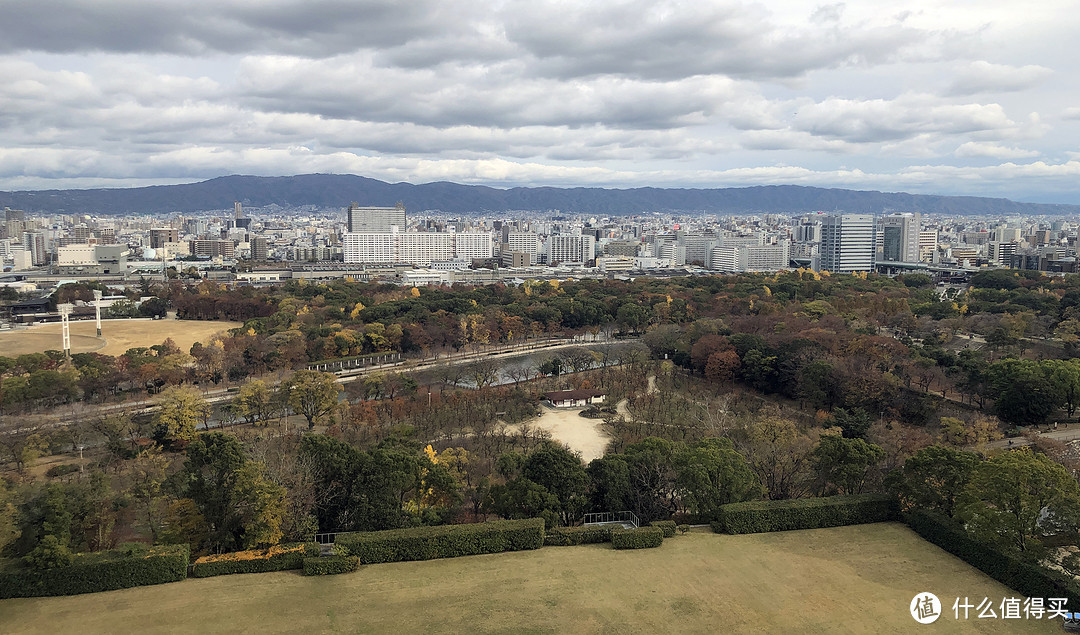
[0,523,1059,633]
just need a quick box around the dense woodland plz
[2,269,1080,581]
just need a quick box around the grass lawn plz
[0,523,1062,634]
[0,319,241,357]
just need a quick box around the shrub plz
[712,494,897,534]
[677,525,691,535]
[302,555,359,576]
[650,520,677,537]
[905,511,1080,606]
[45,464,80,478]
[543,526,612,546]
[335,518,544,565]
[0,544,189,598]
[611,526,664,549]
[190,543,319,578]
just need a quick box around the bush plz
[0,544,189,598]
[650,520,677,537]
[336,518,544,565]
[303,555,359,576]
[190,543,319,578]
[611,526,664,549]
[712,494,897,534]
[677,525,691,535]
[905,511,1080,606]
[543,526,612,546]
[45,464,80,478]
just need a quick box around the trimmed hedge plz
[190,543,319,578]
[611,526,664,549]
[0,544,189,598]
[650,520,677,537]
[906,511,1080,606]
[711,494,896,534]
[543,526,613,546]
[335,518,545,564]
[303,555,359,576]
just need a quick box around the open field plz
[524,404,610,462]
[0,319,242,356]
[0,523,1059,634]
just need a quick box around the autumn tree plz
[235,380,276,426]
[284,370,342,429]
[154,385,211,444]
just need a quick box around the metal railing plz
[582,511,640,528]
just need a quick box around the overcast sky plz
[2,0,1080,202]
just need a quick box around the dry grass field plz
[0,523,1060,634]
[0,319,242,357]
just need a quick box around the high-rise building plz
[818,214,875,272]
[453,232,493,260]
[250,236,269,261]
[918,230,939,263]
[234,202,243,219]
[878,212,921,263]
[347,202,406,233]
[22,231,47,266]
[547,234,595,265]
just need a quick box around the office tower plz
[234,202,243,219]
[818,214,875,272]
[878,212,921,263]
[347,202,406,233]
[22,231,47,266]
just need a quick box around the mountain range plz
[3,174,1078,217]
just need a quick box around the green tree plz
[674,437,760,520]
[178,432,286,552]
[154,385,211,444]
[811,435,885,496]
[284,370,342,429]
[586,455,632,513]
[986,359,1057,426]
[521,441,587,525]
[488,477,560,529]
[959,447,1080,556]
[886,445,979,518]
[0,478,18,554]
[1045,359,1080,418]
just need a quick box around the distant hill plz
[2,174,1077,216]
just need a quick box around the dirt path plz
[526,405,610,463]
[616,375,656,420]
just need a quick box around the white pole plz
[93,290,102,337]
[58,303,73,359]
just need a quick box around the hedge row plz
[303,555,359,576]
[650,521,677,538]
[711,494,897,534]
[543,526,613,546]
[611,526,664,550]
[335,518,545,564]
[190,543,319,578]
[0,544,189,598]
[905,511,1080,606]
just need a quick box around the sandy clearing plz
[0,319,242,356]
[526,405,610,463]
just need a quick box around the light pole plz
[93,290,103,337]
[58,303,73,360]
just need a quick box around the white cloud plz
[954,141,1040,159]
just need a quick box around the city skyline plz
[2,1,1080,203]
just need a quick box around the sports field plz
[0,523,1060,634]
[0,319,242,357]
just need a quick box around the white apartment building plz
[453,232,494,260]
[547,234,595,265]
[57,244,97,266]
[596,256,635,273]
[918,230,939,263]
[818,214,875,273]
[398,232,453,265]
[506,231,540,257]
[343,233,395,264]
[711,241,790,273]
